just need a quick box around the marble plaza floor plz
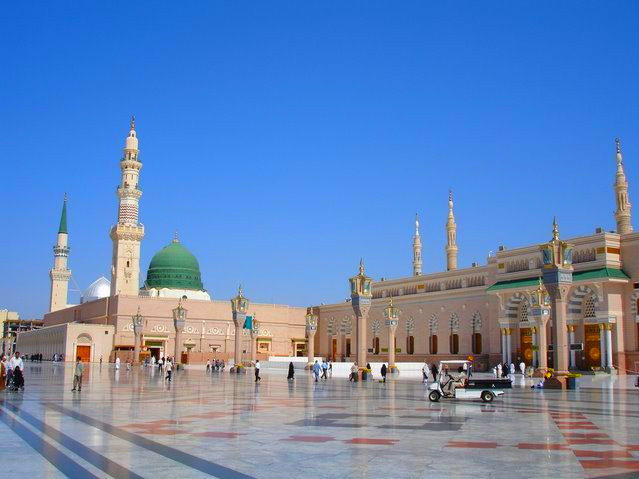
[1,363,638,479]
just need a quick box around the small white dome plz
[82,276,111,303]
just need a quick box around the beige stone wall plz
[16,323,114,362]
[40,294,307,361]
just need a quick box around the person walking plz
[206,359,211,373]
[287,362,295,380]
[422,361,430,384]
[99,355,103,367]
[255,360,261,382]
[349,362,358,382]
[312,360,321,382]
[115,356,121,370]
[496,363,502,378]
[165,358,173,382]
[519,361,526,376]
[158,357,164,373]
[381,363,387,383]
[509,362,516,377]
[0,356,7,391]
[71,356,84,392]
[321,361,328,380]
[431,363,438,382]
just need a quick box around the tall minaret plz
[110,116,145,296]
[49,194,71,312]
[445,190,458,271]
[614,138,632,235]
[413,213,422,276]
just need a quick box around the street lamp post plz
[349,258,373,368]
[530,277,551,373]
[540,218,573,373]
[383,298,400,373]
[172,299,187,366]
[305,307,318,369]
[132,306,144,365]
[251,313,259,364]
[231,285,249,371]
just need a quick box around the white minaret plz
[445,190,458,271]
[49,194,71,312]
[110,116,145,296]
[614,138,632,235]
[413,213,422,276]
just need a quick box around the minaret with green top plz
[49,193,72,312]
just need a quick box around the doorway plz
[76,345,91,363]
[584,324,601,369]
[520,328,533,365]
[331,338,337,361]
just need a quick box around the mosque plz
[17,119,639,374]
[18,119,308,364]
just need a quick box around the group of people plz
[205,359,226,373]
[312,360,332,382]
[1,352,25,391]
[492,361,527,378]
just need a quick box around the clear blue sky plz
[1,1,638,318]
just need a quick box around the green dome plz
[145,240,204,291]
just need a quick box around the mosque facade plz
[16,120,639,374]
[314,139,639,374]
[18,119,307,363]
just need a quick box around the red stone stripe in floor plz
[317,405,346,409]
[573,450,634,459]
[191,432,243,438]
[446,441,499,449]
[345,438,399,445]
[626,445,639,451]
[140,428,189,435]
[516,443,570,451]
[562,433,610,439]
[554,421,596,427]
[557,425,599,430]
[565,439,618,446]
[579,459,639,470]
[281,435,336,443]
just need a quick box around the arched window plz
[373,337,380,355]
[430,335,438,354]
[519,302,529,322]
[472,333,482,354]
[583,295,596,318]
[406,335,415,354]
[450,334,459,354]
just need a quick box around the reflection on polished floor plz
[1,363,638,479]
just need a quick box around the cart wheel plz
[481,391,494,403]
[428,391,441,402]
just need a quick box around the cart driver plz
[447,366,467,396]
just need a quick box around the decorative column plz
[568,325,576,369]
[531,278,551,372]
[383,298,400,373]
[251,313,259,364]
[531,327,538,368]
[605,324,614,372]
[230,285,249,370]
[305,307,318,369]
[500,328,507,364]
[505,329,513,365]
[599,324,607,369]
[132,306,144,365]
[349,259,373,368]
[172,300,187,365]
[541,218,574,374]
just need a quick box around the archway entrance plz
[584,324,601,369]
[76,345,91,362]
[519,328,533,365]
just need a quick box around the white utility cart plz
[428,360,512,403]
